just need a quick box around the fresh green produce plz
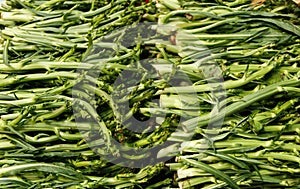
[0,0,299,188]
[153,0,300,188]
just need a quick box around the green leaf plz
[180,157,240,189]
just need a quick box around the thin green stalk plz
[160,64,275,93]
[0,163,85,178]
[161,10,222,23]
[35,103,68,122]
[0,71,79,87]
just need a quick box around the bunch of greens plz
[151,0,300,188]
[0,0,299,188]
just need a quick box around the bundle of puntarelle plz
[0,0,299,188]
[0,0,175,188]
[147,0,300,188]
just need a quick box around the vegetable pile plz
[0,0,300,188]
